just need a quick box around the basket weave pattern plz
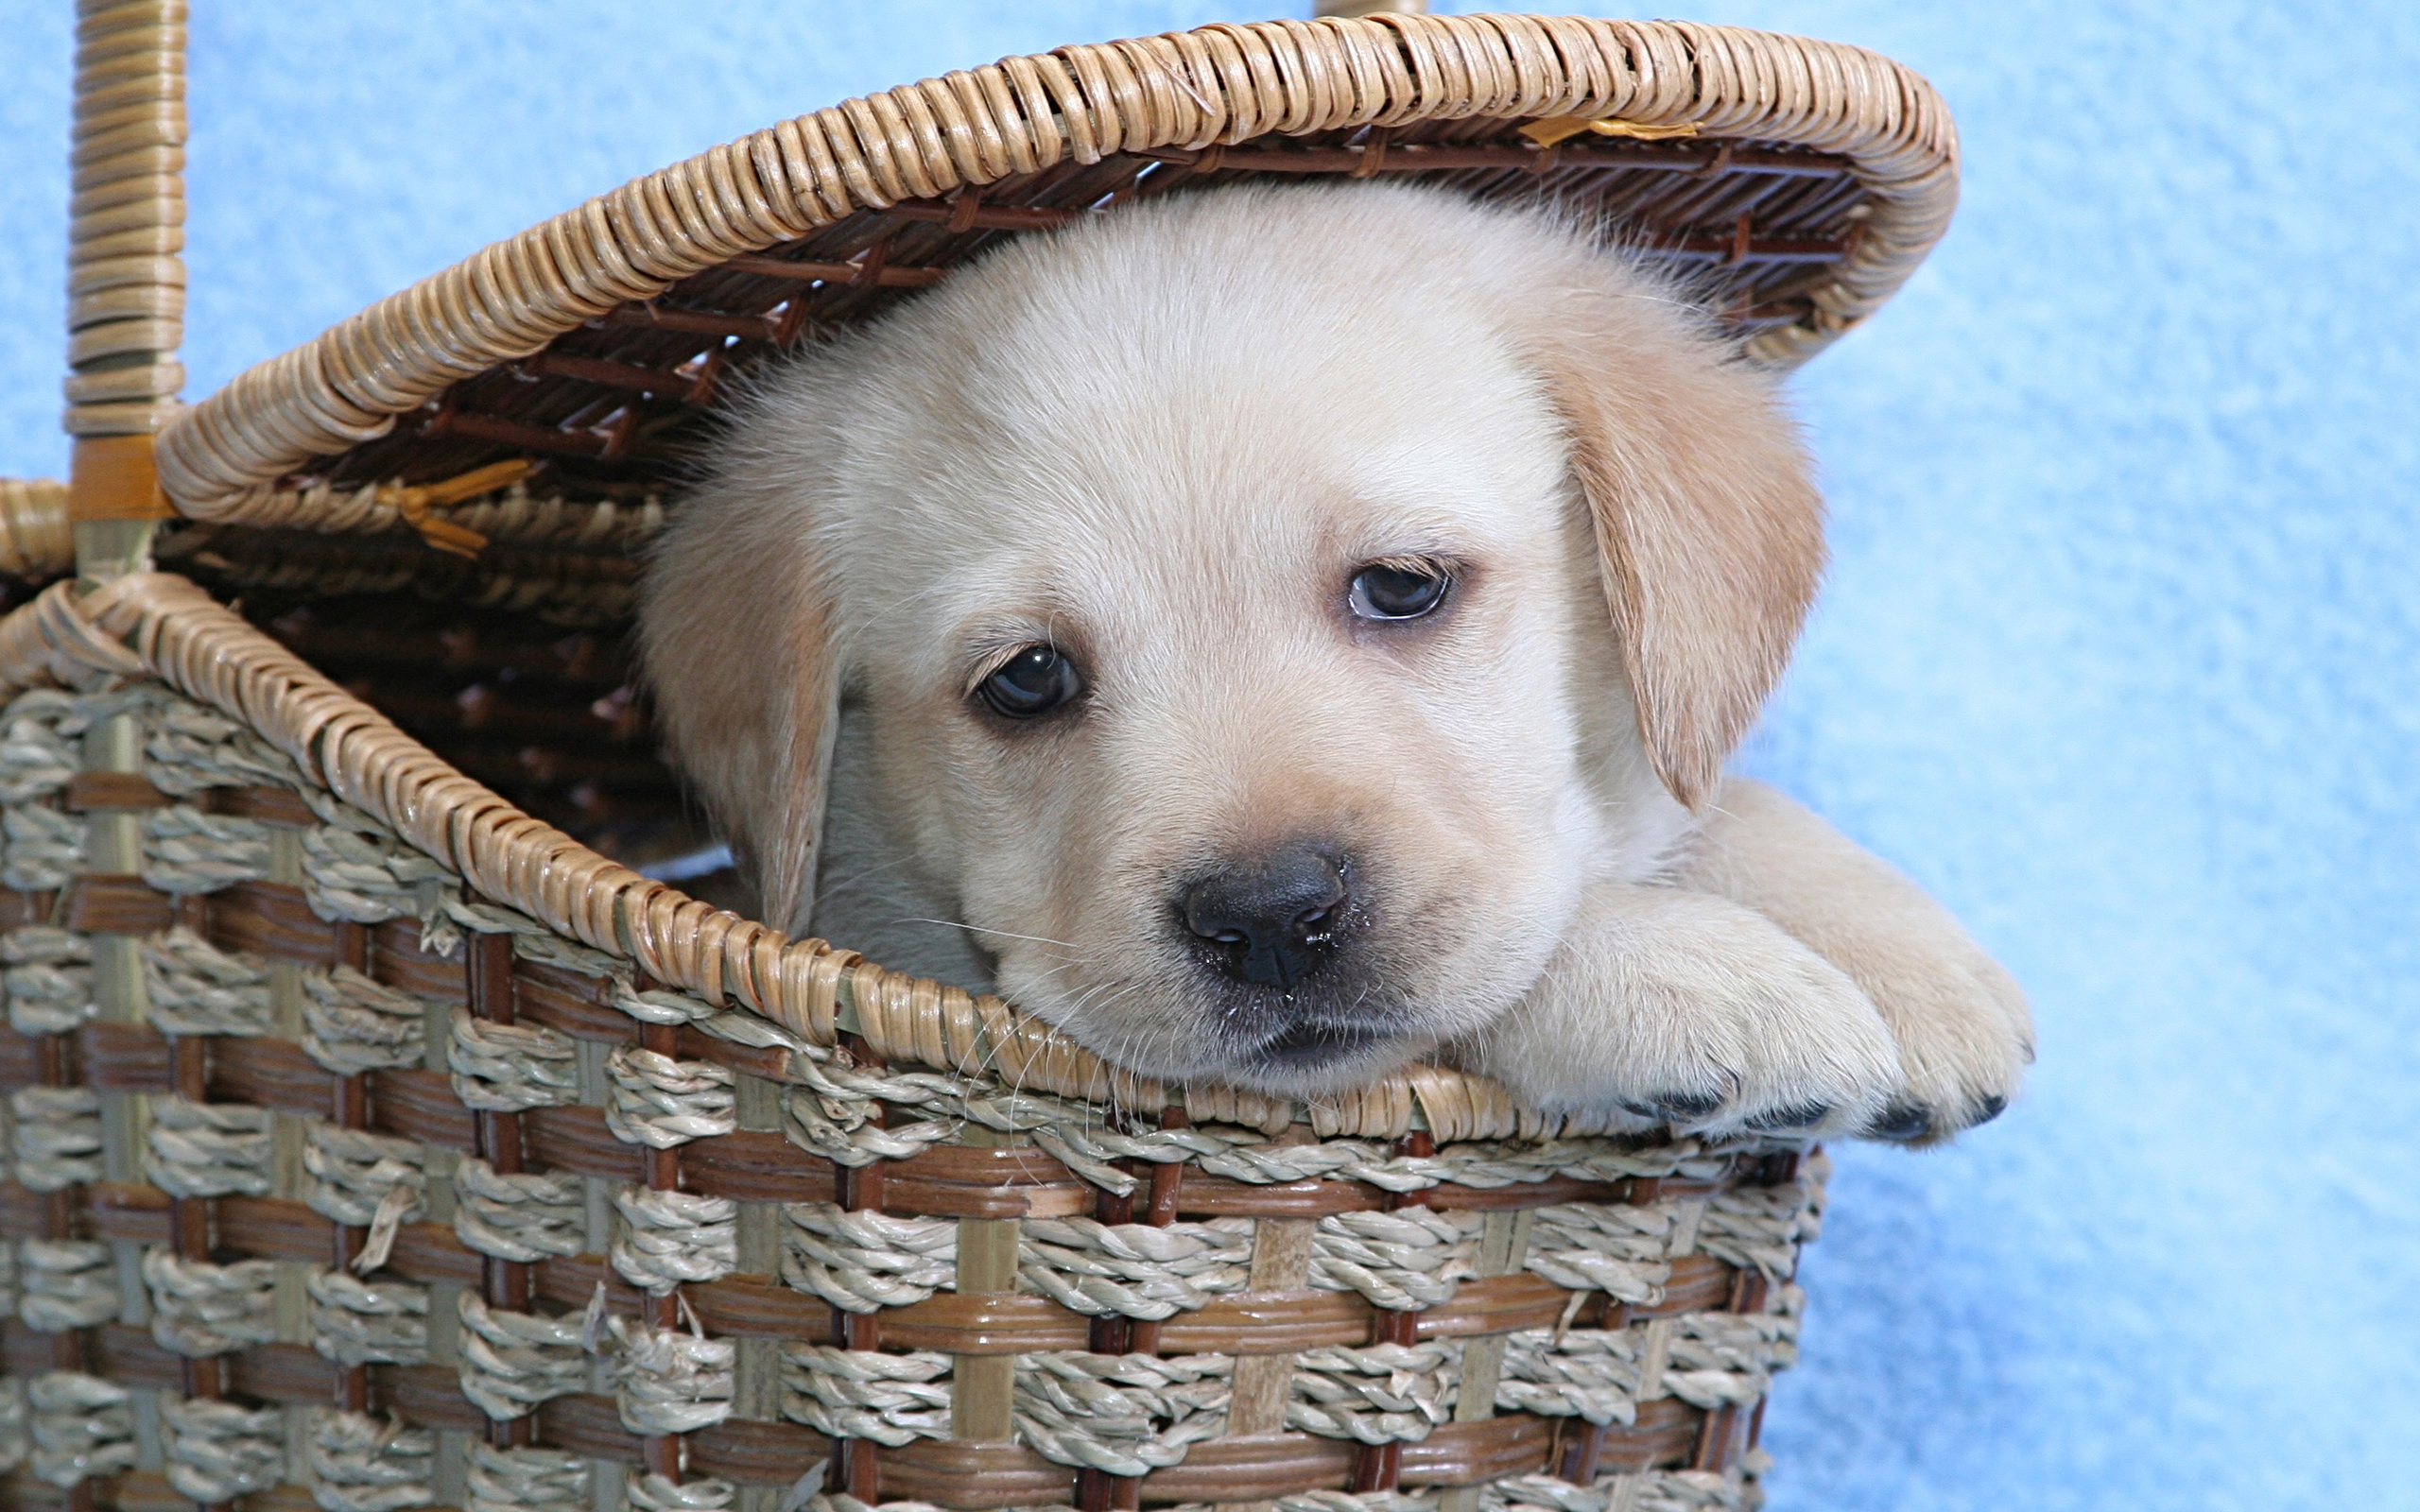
[0,576,1824,1512]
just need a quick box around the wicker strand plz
[143,1092,272,1197]
[1014,1217,1254,1321]
[26,1370,135,1487]
[1286,1344,1456,1445]
[604,1312,737,1435]
[448,1005,579,1111]
[1490,1469,1750,1512]
[466,1444,590,1512]
[454,1159,587,1263]
[1693,1174,1825,1280]
[456,1288,586,1420]
[307,1267,432,1366]
[302,964,436,1074]
[0,481,72,581]
[65,0,188,438]
[0,691,78,804]
[780,1202,957,1314]
[779,1346,954,1447]
[1495,1330,1645,1428]
[1521,1203,1678,1308]
[1309,1210,1478,1311]
[7,1089,103,1192]
[1651,1313,1793,1411]
[304,822,454,923]
[623,1471,736,1512]
[141,1246,277,1356]
[1011,1352,1230,1474]
[304,1407,436,1512]
[301,1122,427,1230]
[142,690,302,793]
[159,478,668,551]
[140,804,272,893]
[604,1045,735,1146]
[774,1343,1459,1477]
[0,923,95,1044]
[611,1185,739,1294]
[159,1394,285,1503]
[17,1239,118,1331]
[0,793,84,890]
[0,1379,26,1478]
[141,922,272,1034]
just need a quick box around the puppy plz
[640,181,2031,1142]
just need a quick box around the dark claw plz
[1619,1091,1725,1124]
[1867,1101,1933,1142]
[1745,1099,1833,1132]
[1968,1094,2008,1127]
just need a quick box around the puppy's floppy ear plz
[1524,278,1825,809]
[638,472,840,935]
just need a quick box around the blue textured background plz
[4,3,2415,1507]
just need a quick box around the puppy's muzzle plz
[1174,841,1396,1075]
[1180,842,1349,991]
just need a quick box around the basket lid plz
[151,12,1957,528]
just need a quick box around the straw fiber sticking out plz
[0,570,1826,1512]
[152,14,1956,528]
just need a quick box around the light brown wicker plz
[0,9,1953,1512]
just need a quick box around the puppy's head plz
[641,183,1820,1093]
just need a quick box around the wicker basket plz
[0,7,1957,1512]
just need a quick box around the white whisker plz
[893,918,1089,954]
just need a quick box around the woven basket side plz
[150,13,1956,523]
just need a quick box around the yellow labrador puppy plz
[641,182,2031,1142]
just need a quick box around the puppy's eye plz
[977,645,1083,719]
[1348,561,1451,621]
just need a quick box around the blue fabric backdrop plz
[3,3,2414,1507]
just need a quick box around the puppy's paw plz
[1453,886,1904,1139]
[1840,926,2033,1145]
[1679,778,2033,1145]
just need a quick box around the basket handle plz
[65,0,189,576]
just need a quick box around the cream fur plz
[640,182,2031,1141]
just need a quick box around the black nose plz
[1181,844,1350,990]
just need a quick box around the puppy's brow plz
[957,622,1070,693]
[1360,550,1461,576]
[960,640,1036,695]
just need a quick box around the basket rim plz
[151,11,1959,523]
